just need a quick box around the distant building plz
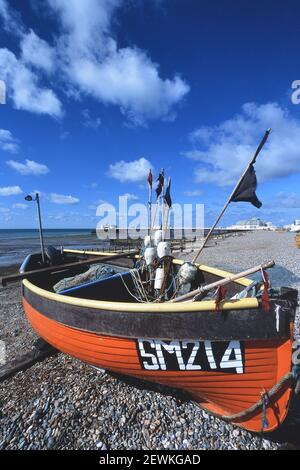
[290,220,300,232]
[227,217,277,231]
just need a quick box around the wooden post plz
[192,129,271,264]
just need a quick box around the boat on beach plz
[3,130,298,436]
[17,247,299,434]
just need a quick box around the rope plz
[206,372,293,422]
[119,272,147,303]
[119,268,157,303]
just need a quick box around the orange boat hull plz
[23,298,293,433]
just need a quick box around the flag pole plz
[148,170,152,238]
[192,128,271,264]
[151,200,159,233]
[151,169,164,236]
[163,206,171,240]
[161,197,165,240]
[163,177,172,240]
[161,169,165,240]
[148,185,151,236]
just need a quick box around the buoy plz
[144,247,157,266]
[157,241,171,258]
[154,266,164,290]
[178,262,198,285]
[154,230,163,246]
[144,235,151,248]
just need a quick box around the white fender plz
[144,247,157,266]
[154,230,163,246]
[178,262,198,285]
[154,266,164,290]
[144,235,151,248]
[157,241,171,258]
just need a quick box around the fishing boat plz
[4,129,298,435]
[15,247,299,434]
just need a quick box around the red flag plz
[261,269,270,311]
[147,169,153,188]
[215,286,227,311]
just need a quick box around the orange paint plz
[23,298,293,433]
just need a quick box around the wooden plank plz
[1,251,139,286]
[0,339,58,382]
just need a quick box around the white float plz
[144,235,151,248]
[144,247,157,266]
[178,262,198,285]
[157,241,171,258]
[154,266,164,290]
[153,229,163,246]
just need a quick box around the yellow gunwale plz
[63,249,252,288]
[23,252,259,313]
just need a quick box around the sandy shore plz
[0,231,299,450]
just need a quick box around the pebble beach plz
[0,231,300,450]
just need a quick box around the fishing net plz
[53,264,116,293]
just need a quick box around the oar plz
[192,129,271,264]
[170,260,274,303]
[1,250,139,287]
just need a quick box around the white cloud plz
[49,193,80,204]
[70,48,189,125]
[183,102,300,186]
[81,109,101,129]
[0,207,9,213]
[88,198,109,210]
[0,129,19,153]
[1,0,189,124]
[0,185,22,196]
[47,0,189,124]
[0,0,24,35]
[0,48,62,117]
[108,157,152,182]
[0,2,60,116]
[12,203,27,209]
[6,159,49,175]
[184,190,202,197]
[274,192,300,209]
[21,29,56,74]
[121,193,139,200]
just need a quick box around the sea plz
[0,227,223,267]
[0,229,109,267]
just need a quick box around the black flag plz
[231,164,262,208]
[164,178,172,208]
[147,169,153,189]
[155,170,164,199]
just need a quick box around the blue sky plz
[0,0,300,228]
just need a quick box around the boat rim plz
[22,255,260,313]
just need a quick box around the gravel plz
[0,231,299,450]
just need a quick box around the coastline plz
[0,231,299,450]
